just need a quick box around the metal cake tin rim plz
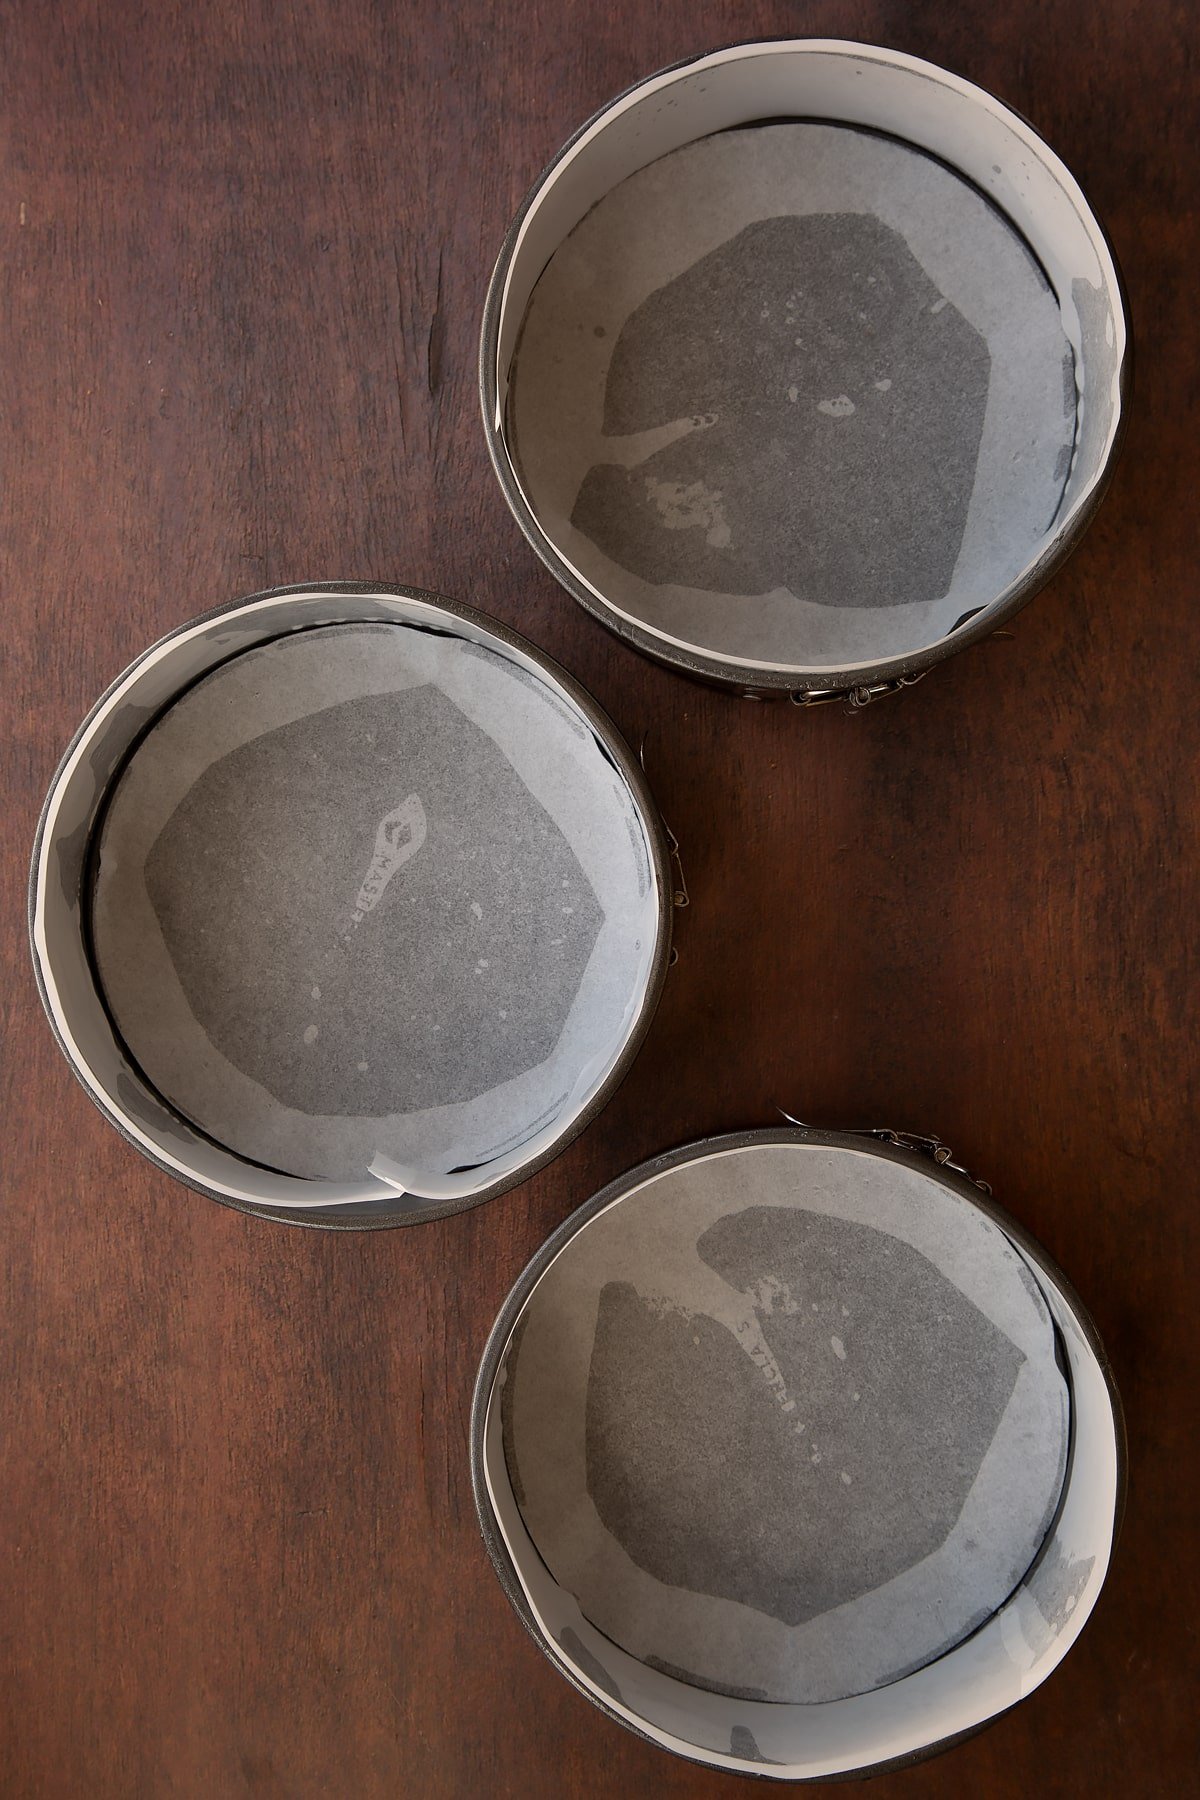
[479,36,1133,698]
[28,579,674,1231]
[469,1125,1126,1778]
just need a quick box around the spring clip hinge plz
[789,672,927,711]
[860,1128,992,1195]
[777,1112,992,1195]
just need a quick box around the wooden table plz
[3,3,1195,1793]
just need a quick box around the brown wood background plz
[2,1,1196,1794]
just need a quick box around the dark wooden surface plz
[2,2,1196,1794]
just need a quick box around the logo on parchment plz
[344,795,427,934]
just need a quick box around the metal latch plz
[789,672,927,711]
[778,1113,992,1195]
[638,734,688,967]
[861,1128,992,1195]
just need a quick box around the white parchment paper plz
[510,123,1075,671]
[503,1143,1069,1703]
[91,623,657,1182]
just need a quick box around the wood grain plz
[1,2,1196,1794]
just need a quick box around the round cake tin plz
[30,583,672,1228]
[481,39,1130,702]
[472,1128,1124,1779]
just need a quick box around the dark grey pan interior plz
[500,1137,1068,1702]
[32,589,668,1224]
[475,1134,1123,1777]
[483,42,1129,693]
[511,124,1074,672]
[90,622,659,1187]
